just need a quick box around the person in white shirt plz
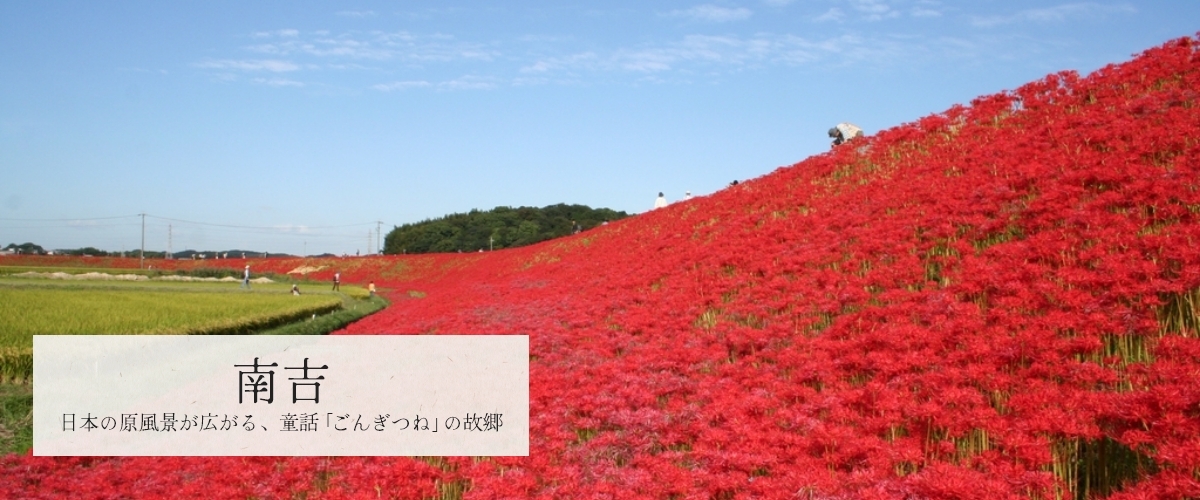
[653,192,668,209]
[829,123,864,147]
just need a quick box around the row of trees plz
[383,204,628,254]
[5,242,168,257]
[3,243,46,254]
[1,243,287,259]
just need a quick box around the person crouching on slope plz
[829,123,864,147]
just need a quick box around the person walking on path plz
[653,192,668,210]
[829,123,864,147]
[332,271,341,291]
[368,281,376,297]
[291,284,301,295]
[241,265,251,289]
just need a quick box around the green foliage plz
[0,348,31,384]
[254,294,388,336]
[0,383,32,455]
[383,204,628,254]
[176,267,249,279]
[3,242,45,255]
[58,246,112,256]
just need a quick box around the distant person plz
[572,220,582,234]
[684,191,692,201]
[332,271,341,291]
[368,281,376,297]
[829,123,864,147]
[241,265,251,289]
[291,284,301,295]
[730,180,739,187]
[654,192,668,209]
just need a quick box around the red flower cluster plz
[5,36,1200,499]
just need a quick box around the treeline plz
[2,242,289,259]
[383,204,628,254]
[3,243,46,255]
[2,243,129,257]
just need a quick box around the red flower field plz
[4,35,1200,499]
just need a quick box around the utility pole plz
[139,213,146,269]
[167,224,172,260]
[376,220,382,254]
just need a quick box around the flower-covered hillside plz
[340,36,1200,499]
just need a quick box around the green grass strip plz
[254,294,388,335]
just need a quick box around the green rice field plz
[0,274,363,383]
[0,269,386,453]
[0,286,341,345]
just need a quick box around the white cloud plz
[518,33,891,77]
[241,31,498,62]
[520,52,599,73]
[972,2,1136,27]
[373,80,432,91]
[440,76,497,90]
[763,0,794,5]
[252,29,299,38]
[202,13,1059,90]
[814,8,844,22]
[373,76,495,91]
[336,10,376,18]
[669,4,753,23]
[307,37,394,59]
[252,77,305,87]
[195,59,300,72]
[848,0,898,21]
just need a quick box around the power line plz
[0,215,140,221]
[0,223,141,229]
[4,213,388,255]
[146,215,377,230]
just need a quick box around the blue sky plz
[1,1,1196,255]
